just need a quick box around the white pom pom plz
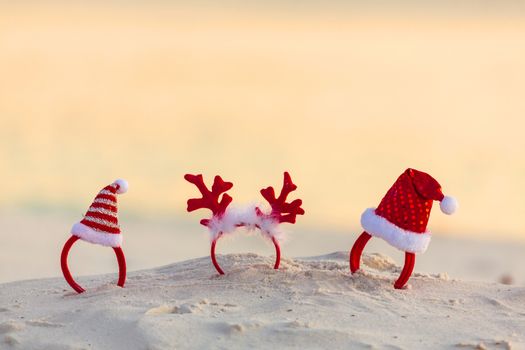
[440,195,458,215]
[114,179,129,194]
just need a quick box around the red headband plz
[61,179,128,293]
[60,236,126,293]
[185,172,305,274]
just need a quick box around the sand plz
[1,252,523,349]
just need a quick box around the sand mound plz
[0,253,523,349]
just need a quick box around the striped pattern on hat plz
[80,184,121,234]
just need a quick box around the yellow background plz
[1,2,524,240]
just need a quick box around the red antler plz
[260,172,305,224]
[185,174,233,226]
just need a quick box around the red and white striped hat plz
[71,179,129,248]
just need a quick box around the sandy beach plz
[1,252,523,349]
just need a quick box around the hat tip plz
[114,179,129,194]
[440,195,458,215]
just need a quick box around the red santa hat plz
[360,169,457,254]
[70,179,128,248]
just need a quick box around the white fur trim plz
[440,196,458,215]
[71,222,123,247]
[206,205,283,242]
[114,179,128,194]
[360,208,431,254]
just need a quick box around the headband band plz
[60,236,127,293]
[210,231,281,275]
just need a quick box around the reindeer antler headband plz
[185,172,305,274]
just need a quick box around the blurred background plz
[1,1,524,285]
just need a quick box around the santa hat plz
[361,169,457,254]
[70,179,128,248]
